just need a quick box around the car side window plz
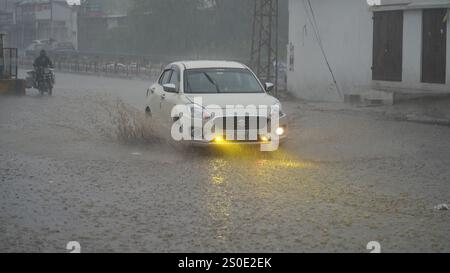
[159,70,172,85]
[168,69,180,90]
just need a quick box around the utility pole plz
[0,33,4,79]
[50,0,54,42]
[250,0,279,97]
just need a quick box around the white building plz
[287,0,450,103]
[15,0,78,49]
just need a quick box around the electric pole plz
[250,0,279,97]
[50,0,54,42]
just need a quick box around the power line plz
[303,0,342,99]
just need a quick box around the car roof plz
[171,60,248,70]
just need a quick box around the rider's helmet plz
[40,49,46,57]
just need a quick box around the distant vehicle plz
[32,39,51,46]
[25,40,51,57]
[145,60,287,149]
[129,63,138,70]
[105,62,126,72]
[116,63,126,70]
[51,42,76,53]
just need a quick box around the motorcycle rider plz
[33,49,53,70]
[33,50,54,90]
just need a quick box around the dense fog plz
[79,0,288,60]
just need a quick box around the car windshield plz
[184,68,264,94]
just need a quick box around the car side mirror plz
[163,83,178,93]
[265,82,274,92]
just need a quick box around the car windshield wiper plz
[203,72,220,93]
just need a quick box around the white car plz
[145,60,287,148]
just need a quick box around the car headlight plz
[188,104,212,120]
[276,127,285,136]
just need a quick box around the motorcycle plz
[26,67,55,96]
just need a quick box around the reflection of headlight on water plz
[256,159,317,170]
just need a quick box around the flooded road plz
[1,72,450,252]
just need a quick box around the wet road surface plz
[1,72,449,252]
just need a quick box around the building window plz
[421,9,447,84]
[372,11,404,82]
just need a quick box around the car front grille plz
[213,116,270,141]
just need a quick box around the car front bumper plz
[185,114,288,146]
